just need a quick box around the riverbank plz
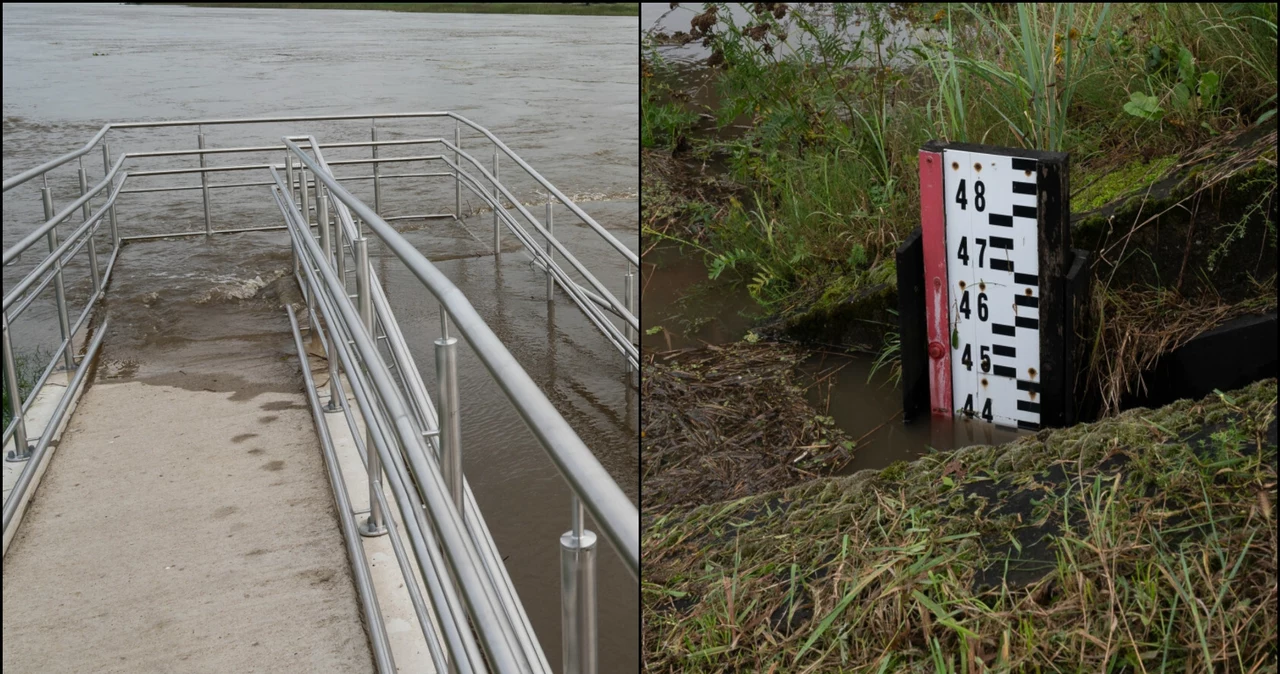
[643,378,1278,671]
[156,3,637,16]
[643,2,1277,417]
[642,343,858,512]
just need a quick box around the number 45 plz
[960,344,992,372]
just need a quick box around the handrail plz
[286,304,398,673]
[2,153,127,266]
[3,114,635,674]
[2,111,635,270]
[273,176,534,673]
[282,137,639,577]
[2,318,109,533]
[299,141,554,672]
[447,112,638,267]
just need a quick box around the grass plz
[642,47,700,151]
[643,378,1279,672]
[643,1,1277,407]
[644,3,1277,308]
[155,3,638,16]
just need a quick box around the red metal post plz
[919,149,952,417]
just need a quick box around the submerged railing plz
[2,113,638,674]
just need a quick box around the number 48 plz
[955,179,986,212]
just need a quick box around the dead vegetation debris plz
[641,342,855,512]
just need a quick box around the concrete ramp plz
[1,275,374,673]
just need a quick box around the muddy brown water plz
[642,242,1024,473]
[3,4,637,671]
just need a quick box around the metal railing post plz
[355,236,388,537]
[319,188,332,269]
[492,147,500,253]
[546,201,555,301]
[319,188,342,414]
[102,143,118,248]
[198,130,211,235]
[41,187,75,372]
[335,216,347,297]
[454,123,461,219]
[287,154,299,277]
[285,154,295,207]
[435,333,463,511]
[3,314,34,462]
[77,161,101,295]
[300,165,311,230]
[371,121,381,216]
[624,264,635,373]
[561,495,597,674]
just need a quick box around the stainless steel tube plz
[2,319,108,522]
[372,122,381,216]
[285,154,295,206]
[319,189,342,413]
[323,370,450,674]
[624,264,635,373]
[78,166,101,294]
[102,143,119,247]
[300,165,311,229]
[492,148,500,253]
[560,520,597,674]
[3,176,127,313]
[454,124,461,218]
[198,132,211,235]
[356,238,373,332]
[42,188,75,372]
[3,152,125,267]
[273,179,532,672]
[288,225,480,674]
[285,306,398,674]
[2,314,32,461]
[335,225,347,302]
[545,201,554,301]
[443,153,636,335]
[287,155,298,276]
[453,169,635,367]
[354,236,387,538]
[319,188,332,272]
[282,140,639,577]
[435,336,463,511]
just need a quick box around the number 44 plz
[961,394,995,421]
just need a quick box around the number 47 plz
[956,236,987,267]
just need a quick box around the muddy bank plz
[644,378,1278,672]
[641,343,857,512]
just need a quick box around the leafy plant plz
[1123,91,1165,121]
[1125,44,1221,127]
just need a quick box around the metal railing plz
[2,113,639,674]
[2,112,637,368]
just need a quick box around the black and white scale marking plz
[943,150,1041,430]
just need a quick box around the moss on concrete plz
[1072,154,1180,214]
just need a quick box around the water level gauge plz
[917,141,1072,431]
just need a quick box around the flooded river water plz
[643,242,1022,474]
[3,4,637,671]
